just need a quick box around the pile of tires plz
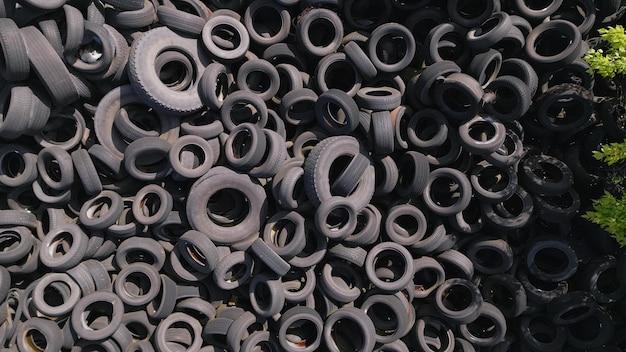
[0,0,625,351]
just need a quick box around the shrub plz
[583,139,626,246]
[584,25,626,78]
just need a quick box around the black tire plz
[481,273,527,318]
[519,154,573,196]
[394,151,430,197]
[20,26,79,106]
[534,83,594,132]
[296,8,343,57]
[0,18,29,82]
[202,14,250,62]
[466,12,512,52]
[343,41,377,80]
[236,59,280,102]
[157,5,207,35]
[367,23,416,73]
[447,0,497,27]
[314,52,362,97]
[481,186,534,230]
[458,115,507,155]
[470,160,518,203]
[244,0,290,47]
[323,307,376,352]
[510,0,563,21]
[525,236,578,283]
[433,72,484,122]
[423,167,472,216]
[467,49,502,88]
[129,27,210,115]
[314,89,360,135]
[524,20,581,70]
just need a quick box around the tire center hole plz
[331,319,364,351]
[286,319,319,348]
[442,284,472,311]
[308,18,336,47]
[1,151,25,178]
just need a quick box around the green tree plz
[583,139,626,246]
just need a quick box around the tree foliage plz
[584,25,626,78]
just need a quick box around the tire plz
[370,110,394,155]
[20,26,79,106]
[186,168,267,245]
[458,115,507,155]
[71,149,103,196]
[433,72,484,122]
[407,109,449,149]
[279,88,318,126]
[224,122,268,171]
[534,189,580,223]
[367,23,416,73]
[435,278,483,324]
[219,90,268,132]
[565,306,614,350]
[519,154,573,196]
[423,167,472,216]
[154,313,203,352]
[394,151,430,197]
[296,8,343,57]
[470,160,518,203]
[244,0,290,47]
[236,59,280,102]
[484,129,525,167]
[331,153,371,197]
[0,227,33,265]
[343,41,377,80]
[198,62,234,110]
[466,12,512,52]
[278,307,323,352]
[314,196,358,241]
[518,314,566,351]
[384,204,427,246]
[40,224,88,270]
[534,83,594,132]
[16,318,63,352]
[129,27,210,115]
[524,20,581,70]
[448,0,497,27]
[114,262,161,306]
[364,242,414,292]
[458,302,506,347]
[419,22,471,68]
[105,0,157,29]
[202,14,250,62]
[355,87,402,111]
[467,49,502,88]
[123,137,172,181]
[323,307,376,352]
[484,75,532,121]
[525,236,578,283]
[361,293,412,344]
[481,273,527,318]
[481,186,534,230]
[342,0,392,31]
[157,5,206,35]
[314,52,362,97]
[0,18,29,82]
[249,237,291,276]
[169,135,215,179]
[465,237,514,274]
[510,0,563,21]
[304,135,375,211]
